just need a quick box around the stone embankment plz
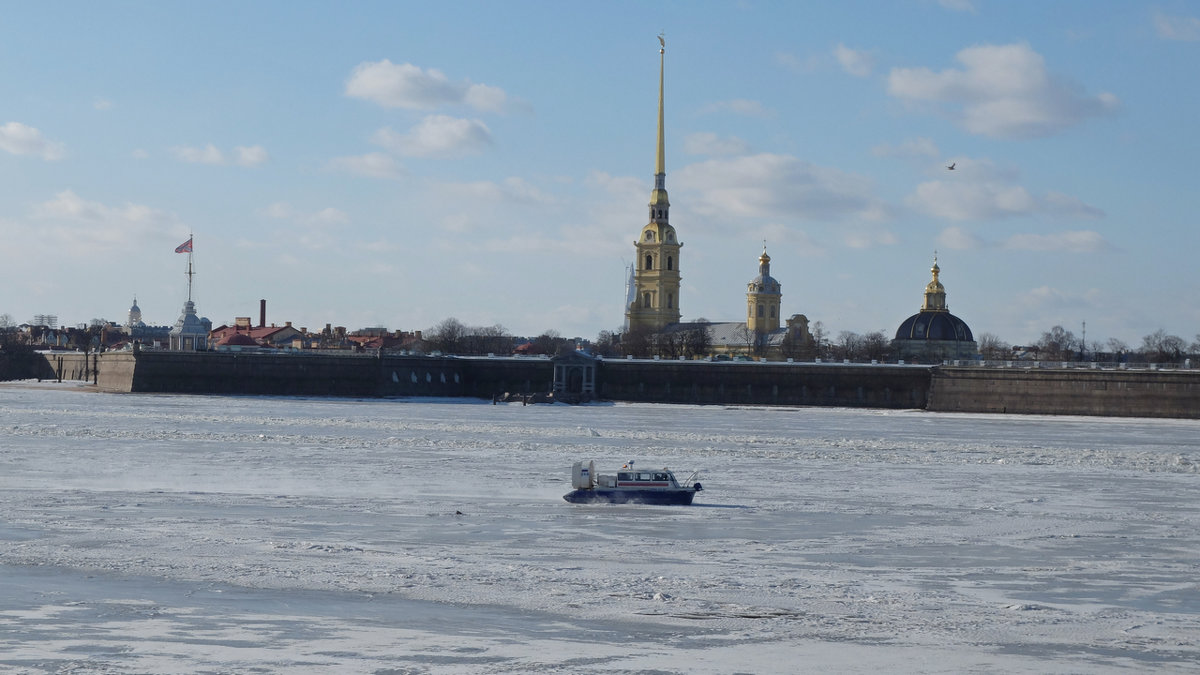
[16,351,1200,419]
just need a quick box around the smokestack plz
[259,299,266,328]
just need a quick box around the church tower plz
[746,247,782,333]
[625,35,682,334]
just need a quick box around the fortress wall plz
[40,351,551,399]
[32,351,1200,419]
[456,357,553,398]
[598,359,931,408]
[929,366,1200,419]
[124,351,383,396]
[31,352,95,383]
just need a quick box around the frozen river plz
[1,382,1198,673]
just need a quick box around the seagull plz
[946,162,956,170]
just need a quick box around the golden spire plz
[656,33,665,178]
[649,33,669,210]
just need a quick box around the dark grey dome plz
[895,311,974,342]
[749,274,780,293]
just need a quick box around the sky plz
[2,1,1198,347]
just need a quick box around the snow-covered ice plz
[1,381,1198,673]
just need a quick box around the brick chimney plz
[259,299,266,328]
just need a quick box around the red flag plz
[175,237,193,253]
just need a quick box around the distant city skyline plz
[2,2,1197,346]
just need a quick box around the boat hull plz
[562,488,697,505]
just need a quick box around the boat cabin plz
[616,471,677,488]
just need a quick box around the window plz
[757,304,764,318]
[645,231,655,242]
[770,306,776,318]
[666,256,673,271]
[667,293,673,309]
[643,292,652,308]
[645,254,653,270]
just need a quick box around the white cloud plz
[309,207,350,226]
[259,203,350,250]
[936,226,985,250]
[344,60,508,112]
[872,137,939,159]
[93,98,114,111]
[1022,285,1104,309]
[698,99,771,117]
[760,223,827,257]
[371,115,493,158]
[934,225,1110,253]
[887,43,1118,139]
[440,176,553,205]
[909,180,1035,220]
[843,228,899,249]
[28,190,184,254]
[834,44,874,77]
[683,132,750,156]
[463,83,509,113]
[0,121,65,160]
[1154,11,1200,41]
[1004,230,1110,252]
[906,157,1104,221]
[262,202,292,219]
[172,143,225,164]
[774,51,821,73]
[234,145,269,167]
[173,143,267,167]
[327,152,404,179]
[587,171,644,201]
[675,152,887,225]
[261,203,348,226]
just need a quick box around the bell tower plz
[626,34,682,334]
[746,247,782,334]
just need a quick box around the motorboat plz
[563,460,702,505]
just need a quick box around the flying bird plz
[946,162,956,170]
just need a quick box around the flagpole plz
[186,233,194,303]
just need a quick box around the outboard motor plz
[693,482,703,491]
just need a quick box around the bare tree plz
[474,323,513,355]
[592,330,621,357]
[1141,329,1186,363]
[1037,325,1078,361]
[620,327,653,358]
[862,330,892,362]
[427,317,467,354]
[810,321,827,359]
[532,329,570,356]
[682,325,712,359]
[732,324,759,358]
[977,332,1010,360]
[834,331,866,361]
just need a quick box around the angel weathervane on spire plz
[658,32,665,52]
